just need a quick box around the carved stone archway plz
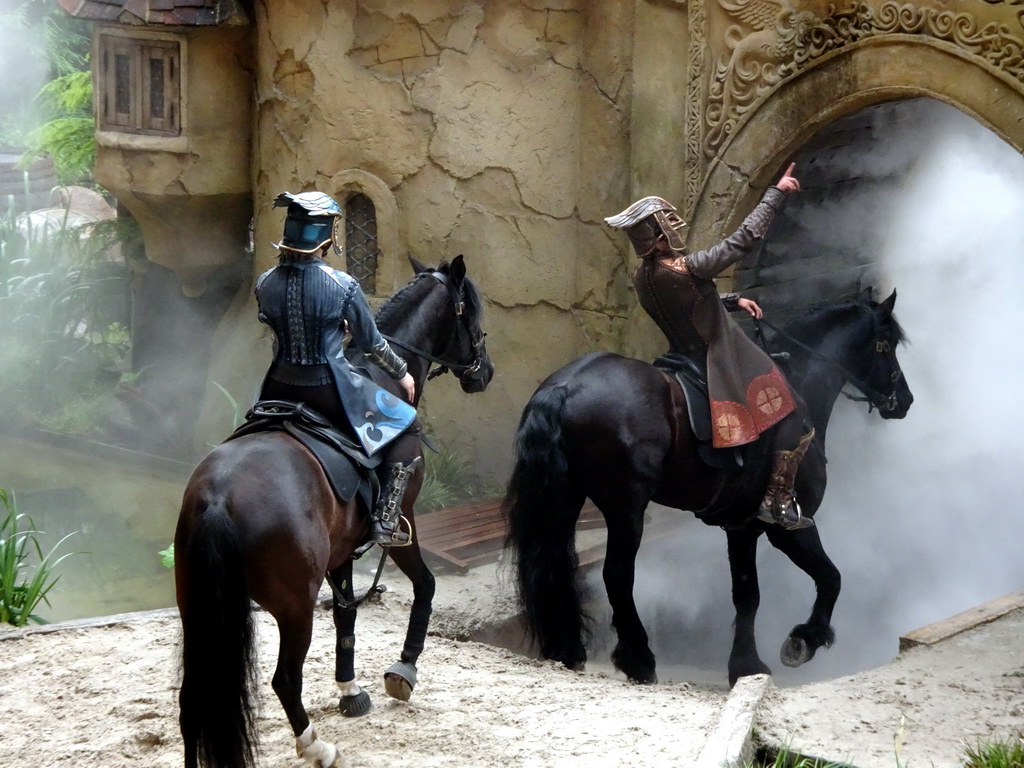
[683,1,1024,251]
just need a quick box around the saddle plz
[652,352,742,470]
[227,400,380,512]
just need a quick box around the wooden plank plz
[414,498,602,573]
[899,592,1024,651]
[414,498,506,571]
[423,524,505,552]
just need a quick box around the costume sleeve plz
[684,187,787,279]
[343,282,408,379]
[720,293,741,312]
[254,268,273,324]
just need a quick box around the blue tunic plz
[255,259,415,455]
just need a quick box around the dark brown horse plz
[175,255,493,768]
[505,289,912,687]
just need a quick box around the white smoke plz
[0,6,49,139]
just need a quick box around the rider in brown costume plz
[604,165,815,530]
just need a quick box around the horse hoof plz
[384,661,417,701]
[780,635,811,667]
[339,689,372,717]
[630,671,658,685]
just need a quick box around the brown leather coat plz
[633,188,796,448]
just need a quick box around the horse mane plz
[374,275,430,333]
[374,267,484,335]
[781,294,906,346]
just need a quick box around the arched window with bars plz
[344,192,378,294]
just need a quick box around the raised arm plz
[685,164,800,280]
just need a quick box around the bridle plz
[382,271,489,385]
[754,314,903,413]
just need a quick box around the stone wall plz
[99,0,1024,485]
[202,0,639,482]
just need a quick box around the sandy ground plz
[758,605,1024,768]
[0,559,727,768]
[0,555,1020,768]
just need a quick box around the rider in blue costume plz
[255,191,418,546]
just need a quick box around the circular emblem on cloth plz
[716,412,744,444]
[755,385,785,416]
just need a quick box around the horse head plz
[777,287,913,422]
[387,254,495,394]
[865,289,913,419]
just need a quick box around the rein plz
[753,315,901,413]
[381,271,487,384]
[326,543,389,611]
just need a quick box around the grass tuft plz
[962,733,1024,768]
[0,488,77,626]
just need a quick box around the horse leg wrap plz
[296,724,340,767]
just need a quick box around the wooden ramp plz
[414,498,604,573]
[413,499,690,573]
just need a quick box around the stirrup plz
[371,515,413,547]
[756,496,815,531]
[769,499,815,531]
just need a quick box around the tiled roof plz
[57,0,248,26]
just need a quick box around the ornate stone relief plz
[684,0,1024,213]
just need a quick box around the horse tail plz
[177,498,258,768]
[503,383,590,669]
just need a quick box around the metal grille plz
[345,193,378,294]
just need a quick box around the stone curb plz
[0,606,179,642]
[695,673,773,768]
[898,591,1024,650]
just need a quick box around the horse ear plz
[879,288,897,315]
[450,254,467,284]
[408,254,431,274]
[860,285,874,302]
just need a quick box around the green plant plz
[0,0,91,152]
[0,193,136,438]
[962,734,1024,768]
[23,70,94,184]
[0,488,76,626]
[417,436,494,512]
[158,543,174,570]
[748,741,853,768]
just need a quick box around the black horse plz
[504,289,912,687]
[175,255,494,768]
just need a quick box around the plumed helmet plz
[604,195,688,258]
[273,191,342,255]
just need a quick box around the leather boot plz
[756,429,815,530]
[370,457,421,546]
